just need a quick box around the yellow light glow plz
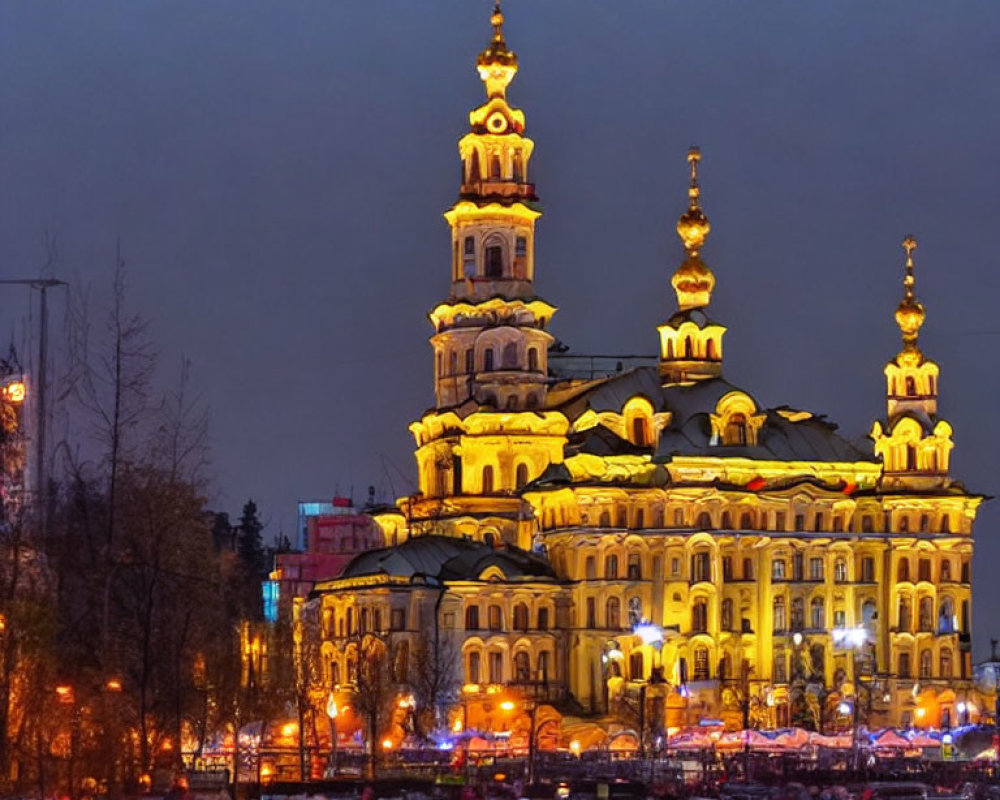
[500,700,515,712]
[569,740,581,756]
[282,723,297,738]
[453,719,463,732]
[915,708,926,719]
[106,678,122,692]
[260,764,272,778]
[161,739,173,751]
[3,382,25,403]
[382,738,394,750]
[55,685,73,704]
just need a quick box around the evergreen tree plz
[236,500,266,577]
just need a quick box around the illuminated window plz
[488,651,502,683]
[725,414,748,446]
[627,553,641,580]
[773,597,786,631]
[693,646,710,680]
[606,597,621,629]
[691,600,708,633]
[809,558,823,581]
[691,552,710,582]
[919,649,932,679]
[810,597,824,629]
[833,609,846,628]
[834,558,847,582]
[707,338,718,360]
[940,649,953,678]
[771,559,786,581]
[514,651,530,682]
[512,154,524,183]
[604,554,618,579]
[627,596,642,626]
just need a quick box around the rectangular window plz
[464,236,475,255]
[743,558,754,580]
[691,552,710,583]
[443,612,456,628]
[772,559,786,580]
[861,557,875,582]
[833,610,846,628]
[586,597,596,628]
[627,553,642,580]
[722,557,733,581]
[809,558,824,581]
[489,652,503,684]
[794,514,805,532]
[918,559,931,582]
[671,557,681,576]
[776,512,786,531]
[390,609,405,631]
[673,509,685,527]
[774,650,787,683]
[585,556,596,580]
[488,606,502,631]
[515,236,527,257]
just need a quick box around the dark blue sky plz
[2,2,999,655]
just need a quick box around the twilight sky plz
[2,2,1000,655]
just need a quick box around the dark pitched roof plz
[339,535,557,583]
[550,366,876,464]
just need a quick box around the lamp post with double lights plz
[832,625,868,770]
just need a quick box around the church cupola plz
[871,236,953,489]
[430,3,555,411]
[657,148,727,386]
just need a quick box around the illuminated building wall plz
[305,4,983,734]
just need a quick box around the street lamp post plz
[833,625,867,771]
[326,693,338,778]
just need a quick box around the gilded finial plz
[895,234,926,361]
[491,2,504,42]
[477,0,517,96]
[672,147,715,310]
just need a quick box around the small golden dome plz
[895,235,925,351]
[671,255,716,311]
[478,2,517,69]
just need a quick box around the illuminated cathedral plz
[303,5,983,739]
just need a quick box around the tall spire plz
[671,147,716,310]
[894,234,926,365]
[477,2,517,99]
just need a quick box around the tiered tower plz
[871,237,954,490]
[403,4,568,545]
[433,3,554,412]
[657,149,727,385]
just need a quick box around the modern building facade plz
[301,5,984,739]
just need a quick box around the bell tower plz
[871,236,954,489]
[657,148,727,385]
[431,3,554,411]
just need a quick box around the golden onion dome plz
[895,235,925,352]
[478,3,517,68]
[671,147,715,309]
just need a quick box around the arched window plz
[467,651,481,684]
[632,416,649,446]
[897,559,910,582]
[919,649,932,679]
[938,597,954,633]
[773,597,786,632]
[465,606,480,630]
[599,511,611,527]
[898,597,912,631]
[465,348,475,373]
[537,651,550,682]
[485,239,504,278]
[725,413,748,446]
[512,152,523,182]
[791,597,805,631]
[707,338,718,360]
[693,646,710,680]
[606,597,621,629]
[692,599,708,632]
[940,649,953,678]
[481,465,494,494]
[513,602,529,631]
[810,597,825,629]
[527,347,539,372]
[696,511,713,530]
[940,559,951,582]
[684,336,694,357]
[722,511,733,529]
[918,597,933,631]
[467,153,481,183]
[604,554,619,579]
[515,463,529,489]
[898,651,911,678]
[514,651,531,682]
[665,339,674,359]
[537,607,549,631]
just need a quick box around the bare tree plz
[350,639,393,777]
[410,632,461,737]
